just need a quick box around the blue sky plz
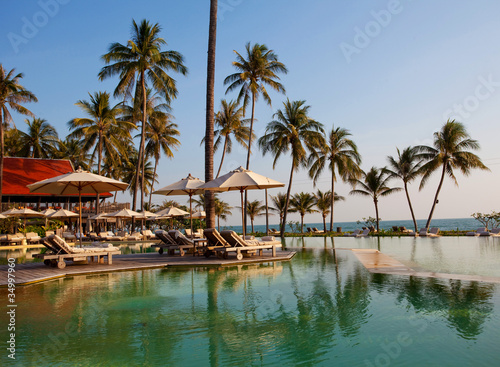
[2,0,500,225]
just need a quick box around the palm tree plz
[55,137,91,171]
[4,127,22,157]
[244,200,266,233]
[289,192,318,234]
[192,194,207,211]
[68,91,134,175]
[258,99,325,237]
[99,19,187,211]
[204,0,218,232]
[315,189,345,233]
[0,65,37,205]
[201,99,253,177]
[144,112,180,207]
[224,42,288,170]
[18,117,59,158]
[269,192,287,232]
[121,151,156,200]
[386,146,422,232]
[349,167,401,233]
[415,120,489,229]
[308,125,362,232]
[215,197,232,232]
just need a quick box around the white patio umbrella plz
[47,209,78,231]
[0,214,6,219]
[135,210,157,220]
[155,206,189,228]
[198,166,284,237]
[27,167,129,245]
[4,208,45,228]
[104,208,141,230]
[185,211,206,220]
[153,174,205,236]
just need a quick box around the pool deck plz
[0,251,296,287]
[350,249,500,284]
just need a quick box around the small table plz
[192,238,207,256]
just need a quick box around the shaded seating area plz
[219,230,282,260]
[33,234,120,269]
[0,233,25,245]
[203,228,232,258]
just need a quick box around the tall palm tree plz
[4,127,22,157]
[308,125,362,232]
[0,65,37,204]
[289,192,318,234]
[215,197,232,232]
[99,18,187,211]
[315,189,345,233]
[68,91,134,175]
[55,137,91,171]
[386,146,422,232]
[121,151,156,201]
[18,117,59,158]
[258,99,325,237]
[224,42,288,170]
[201,99,253,177]
[144,112,180,207]
[269,192,287,232]
[244,199,266,233]
[415,120,489,229]
[349,167,401,233]
[205,0,218,231]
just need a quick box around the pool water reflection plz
[1,245,499,366]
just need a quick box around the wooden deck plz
[0,251,296,286]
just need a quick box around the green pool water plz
[1,243,500,366]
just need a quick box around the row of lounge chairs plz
[153,228,282,260]
[344,229,370,237]
[0,232,42,245]
[307,227,324,234]
[466,227,500,237]
[34,234,120,269]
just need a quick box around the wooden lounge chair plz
[1,233,25,245]
[399,226,413,234]
[219,230,282,260]
[466,227,485,236]
[151,229,198,256]
[269,228,279,235]
[185,228,203,239]
[127,232,143,241]
[307,227,314,233]
[62,232,76,242]
[26,232,42,244]
[203,228,232,258]
[141,229,156,240]
[312,227,324,234]
[33,234,120,269]
[344,229,361,237]
[99,231,124,241]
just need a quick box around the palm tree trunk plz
[96,130,103,214]
[140,71,147,212]
[323,215,327,233]
[300,214,304,234]
[404,181,418,232]
[204,0,217,229]
[217,215,220,231]
[216,136,228,178]
[330,171,335,232]
[243,93,256,234]
[280,161,295,238]
[425,163,447,229]
[251,218,254,233]
[374,197,380,233]
[0,109,4,209]
[149,157,158,209]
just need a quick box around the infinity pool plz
[1,239,500,366]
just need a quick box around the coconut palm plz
[55,137,91,171]
[144,112,180,208]
[243,200,266,233]
[349,167,401,233]
[201,99,253,177]
[315,189,345,233]
[18,117,59,158]
[192,194,207,211]
[289,192,318,234]
[308,125,362,232]
[415,120,489,229]
[121,151,156,199]
[99,18,187,211]
[4,127,22,157]
[258,99,325,237]
[68,91,134,175]
[215,197,232,232]
[224,42,288,170]
[269,192,287,232]
[386,146,422,232]
[0,65,38,204]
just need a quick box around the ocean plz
[223,217,482,233]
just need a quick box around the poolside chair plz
[392,226,399,232]
[355,229,370,237]
[466,227,485,236]
[312,227,324,234]
[141,229,156,240]
[99,231,124,241]
[203,228,232,258]
[269,228,280,235]
[399,226,413,234]
[126,232,143,241]
[490,228,500,237]
[219,230,282,260]
[185,228,203,239]
[26,232,42,244]
[429,227,440,237]
[62,232,76,242]
[344,229,361,237]
[33,234,120,269]
[307,227,314,233]
[1,233,25,245]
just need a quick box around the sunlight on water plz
[1,247,500,366]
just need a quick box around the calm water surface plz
[1,238,500,366]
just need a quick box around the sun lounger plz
[1,233,25,245]
[412,227,440,237]
[62,232,76,242]
[151,229,200,256]
[344,229,361,237]
[33,234,120,269]
[269,228,280,235]
[26,232,42,244]
[127,232,143,241]
[466,227,485,236]
[141,229,156,240]
[354,229,370,237]
[99,231,125,241]
[185,228,203,238]
[312,227,324,234]
[399,226,413,234]
[219,230,282,260]
[202,228,232,258]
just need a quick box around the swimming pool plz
[1,240,499,366]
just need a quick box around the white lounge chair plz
[344,229,361,237]
[466,227,485,236]
[355,229,370,237]
[219,230,282,260]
